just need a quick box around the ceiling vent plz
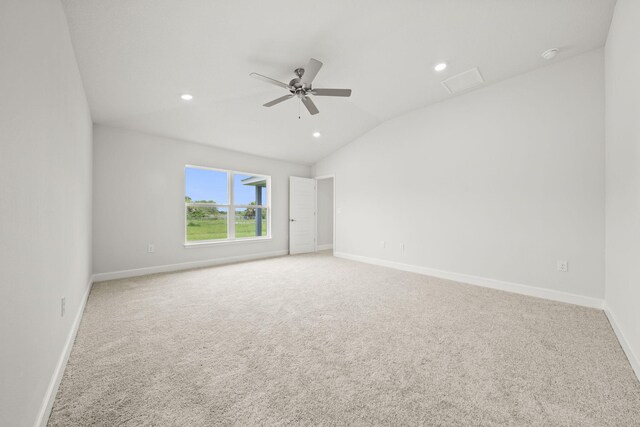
[441,67,484,94]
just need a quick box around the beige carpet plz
[49,252,640,426]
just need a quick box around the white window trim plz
[184,164,272,246]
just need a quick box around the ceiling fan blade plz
[300,58,323,85]
[311,88,352,97]
[263,94,294,107]
[301,96,319,115]
[249,72,290,90]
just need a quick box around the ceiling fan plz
[250,58,352,115]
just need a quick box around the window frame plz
[184,164,271,246]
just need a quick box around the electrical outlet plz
[61,297,66,317]
[400,243,405,255]
[148,244,155,253]
[381,241,386,249]
[557,260,568,272]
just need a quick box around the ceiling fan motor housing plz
[289,75,311,97]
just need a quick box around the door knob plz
[290,219,296,222]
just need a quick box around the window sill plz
[184,237,272,248]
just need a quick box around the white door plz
[289,176,316,254]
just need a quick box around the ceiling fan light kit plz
[250,58,352,116]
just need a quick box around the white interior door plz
[289,176,316,254]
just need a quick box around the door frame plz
[314,174,336,252]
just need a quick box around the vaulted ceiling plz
[62,0,616,164]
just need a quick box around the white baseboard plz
[603,304,640,381]
[334,252,603,309]
[316,244,333,251]
[93,250,289,282]
[36,276,93,427]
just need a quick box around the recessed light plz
[180,93,193,101]
[434,62,447,72]
[541,48,559,60]
[313,131,321,138]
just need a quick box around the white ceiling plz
[62,0,616,165]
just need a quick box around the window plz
[185,165,270,244]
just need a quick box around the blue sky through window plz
[185,168,227,203]
[185,168,267,205]
[234,174,267,205]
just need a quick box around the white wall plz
[316,178,334,248]
[0,0,93,426]
[93,125,311,275]
[604,0,640,377]
[314,50,605,300]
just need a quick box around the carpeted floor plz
[49,252,640,426]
